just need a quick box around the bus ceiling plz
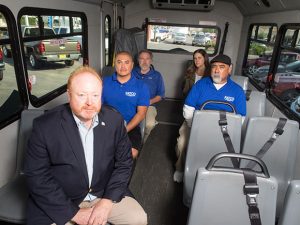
[72,0,300,17]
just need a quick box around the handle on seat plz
[199,100,236,114]
[206,152,270,178]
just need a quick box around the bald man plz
[24,66,147,225]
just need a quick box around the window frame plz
[242,23,278,91]
[0,4,27,130]
[17,7,88,107]
[267,23,300,122]
[117,16,122,29]
[104,15,112,66]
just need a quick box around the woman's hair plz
[185,49,210,78]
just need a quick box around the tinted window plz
[270,25,300,120]
[243,24,278,90]
[18,9,87,107]
[147,22,220,55]
[0,8,25,129]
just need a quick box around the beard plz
[81,105,100,117]
[212,73,222,84]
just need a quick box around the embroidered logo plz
[224,96,234,102]
[125,92,136,97]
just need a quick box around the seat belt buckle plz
[219,119,228,133]
[220,125,228,133]
[274,127,284,135]
[218,119,227,126]
[246,193,258,206]
[244,184,259,206]
[272,132,279,139]
[272,128,283,139]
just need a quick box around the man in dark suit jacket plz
[24,66,147,225]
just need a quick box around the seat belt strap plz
[243,169,262,225]
[246,90,252,101]
[218,111,239,168]
[246,118,287,169]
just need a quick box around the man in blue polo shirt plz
[102,51,150,159]
[133,49,165,143]
[173,54,246,182]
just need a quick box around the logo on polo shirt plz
[125,92,136,97]
[224,96,234,102]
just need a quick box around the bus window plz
[104,15,112,66]
[243,24,278,90]
[18,8,87,107]
[0,8,25,129]
[270,25,300,120]
[146,22,220,55]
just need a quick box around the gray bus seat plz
[139,118,145,142]
[245,91,266,118]
[231,75,249,91]
[240,117,299,217]
[101,66,115,77]
[0,109,44,223]
[278,180,300,225]
[241,91,266,146]
[183,110,242,206]
[187,153,277,225]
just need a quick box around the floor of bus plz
[0,98,188,225]
[129,98,188,225]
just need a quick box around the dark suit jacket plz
[24,104,133,225]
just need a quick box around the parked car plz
[21,26,81,69]
[54,26,82,47]
[272,73,300,105]
[252,60,300,82]
[0,27,12,58]
[290,96,300,115]
[0,47,5,81]
[246,52,300,74]
[192,34,206,46]
[0,27,8,38]
[173,33,186,44]
[151,28,169,42]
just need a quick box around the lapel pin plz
[101,121,105,126]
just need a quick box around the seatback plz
[231,75,249,91]
[245,91,266,118]
[278,180,300,225]
[139,118,145,141]
[16,109,44,175]
[240,117,299,216]
[241,91,266,145]
[0,109,44,224]
[183,110,242,206]
[101,66,115,77]
[187,166,277,225]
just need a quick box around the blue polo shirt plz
[102,73,150,123]
[133,67,165,101]
[185,76,246,116]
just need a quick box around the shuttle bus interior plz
[0,0,300,224]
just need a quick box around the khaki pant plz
[52,196,147,225]
[143,106,158,143]
[175,121,191,172]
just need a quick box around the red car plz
[246,52,300,74]
[272,72,300,105]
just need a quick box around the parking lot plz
[147,35,215,54]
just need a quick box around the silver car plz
[173,33,186,44]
